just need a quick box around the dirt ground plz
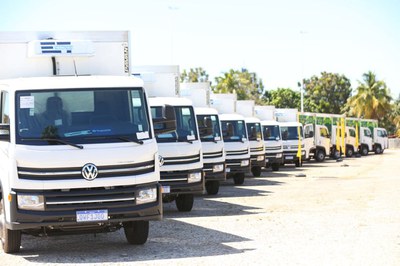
[1,149,400,265]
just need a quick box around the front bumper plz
[203,162,226,182]
[160,169,205,195]
[225,158,251,177]
[8,183,162,231]
[265,153,284,165]
[250,154,266,168]
[283,151,306,163]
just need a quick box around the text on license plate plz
[162,186,170,194]
[76,209,108,222]
[286,156,294,160]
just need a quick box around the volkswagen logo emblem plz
[158,155,164,167]
[82,163,98,181]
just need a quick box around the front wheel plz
[346,147,354,157]
[175,194,194,212]
[251,166,262,177]
[271,163,280,171]
[205,181,220,195]
[360,145,369,156]
[374,145,382,154]
[123,220,149,245]
[315,149,325,162]
[0,197,21,253]
[233,173,245,185]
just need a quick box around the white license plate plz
[286,156,294,160]
[162,186,170,194]
[265,159,269,162]
[226,167,231,173]
[76,209,108,222]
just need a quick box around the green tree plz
[180,67,209,83]
[303,72,352,114]
[262,88,301,109]
[213,68,264,104]
[346,71,392,123]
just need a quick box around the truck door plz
[303,124,315,154]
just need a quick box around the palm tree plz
[347,71,392,120]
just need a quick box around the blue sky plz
[1,0,400,98]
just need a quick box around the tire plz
[123,220,149,245]
[205,181,220,195]
[374,145,382,154]
[175,194,194,212]
[251,166,262,177]
[360,145,369,156]
[233,173,245,185]
[271,163,280,171]
[315,149,325,162]
[346,147,354,158]
[332,149,340,159]
[0,197,21,253]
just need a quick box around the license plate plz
[76,209,108,222]
[286,156,294,160]
[162,186,170,194]
[226,167,231,173]
[265,159,269,162]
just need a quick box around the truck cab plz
[280,122,306,167]
[303,123,331,162]
[220,113,251,185]
[0,31,162,254]
[261,120,283,171]
[245,117,265,177]
[373,127,388,154]
[195,107,226,195]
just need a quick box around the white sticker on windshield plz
[138,124,143,131]
[137,131,149,139]
[29,109,35,116]
[55,119,62,126]
[187,135,195,140]
[182,108,191,115]
[20,96,35,109]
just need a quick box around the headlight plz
[241,159,250,166]
[276,153,282,158]
[136,187,158,205]
[188,172,202,183]
[283,145,289,150]
[212,164,224,173]
[257,155,264,161]
[302,150,306,155]
[17,194,44,211]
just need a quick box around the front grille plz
[250,147,264,152]
[16,185,147,212]
[18,160,155,181]
[162,153,201,165]
[203,150,223,159]
[265,146,282,151]
[226,149,248,156]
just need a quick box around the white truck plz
[313,113,345,158]
[0,31,163,253]
[132,66,204,211]
[275,108,307,167]
[210,93,250,185]
[180,82,225,195]
[254,105,283,171]
[345,117,374,156]
[298,112,331,162]
[360,119,388,154]
[236,100,265,177]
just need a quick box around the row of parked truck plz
[0,31,389,253]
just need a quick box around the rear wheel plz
[233,173,245,185]
[123,220,149,245]
[0,197,21,253]
[271,163,280,171]
[205,181,220,195]
[251,166,262,177]
[175,194,194,212]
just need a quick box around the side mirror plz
[275,136,280,141]
[308,131,314,138]
[0,124,10,141]
[152,105,177,134]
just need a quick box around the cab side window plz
[1,91,10,124]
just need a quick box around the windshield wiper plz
[85,135,144,145]
[21,138,84,149]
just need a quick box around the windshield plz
[151,106,198,142]
[221,120,247,142]
[246,122,262,141]
[280,126,303,141]
[16,88,151,145]
[197,114,222,142]
[263,125,280,141]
